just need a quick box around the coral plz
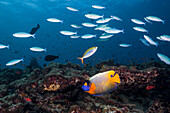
[44,84,60,91]
[0,61,169,113]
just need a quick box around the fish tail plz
[163,20,165,24]
[75,31,78,35]
[77,57,84,64]
[32,33,36,39]
[7,45,10,49]
[155,42,159,47]
[61,20,64,24]
[101,14,104,19]
[44,48,47,52]
[122,28,124,34]
[21,58,24,62]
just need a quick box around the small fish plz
[81,34,96,39]
[105,28,124,34]
[119,44,132,47]
[70,35,80,38]
[66,7,79,11]
[0,44,9,49]
[139,38,150,46]
[30,47,47,52]
[156,36,165,41]
[95,25,111,31]
[6,58,24,66]
[24,98,32,102]
[99,33,113,39]
[146,85,155,90]
[92,5,105,9]
[131,19,145,25]
[133,27,148,33]
[159,35,170,42]
[145,16,165,24]
[45,55,59,61]
[13,32,35,38]
[143,35,158,47]
[157,53,170,65]
[47,18,63,23]
[30,24,40,35]
[96,18,113,24]
[85,14,104,19]
[77,47,98,64]
[82,23,97,27]
[60,31,77,35]
[144,17,152,24]
[111,16,122,21]
[82,70,121,96]
[71,24,82,28]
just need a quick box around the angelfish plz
[77,47,98,64]
[82,70,121,96]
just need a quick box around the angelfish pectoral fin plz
[114,74,121,83]
[90,83,96,91]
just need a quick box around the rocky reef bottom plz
[0,60,169,113]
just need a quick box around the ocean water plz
[0,0,170,68]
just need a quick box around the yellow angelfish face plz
[108,70,121,84]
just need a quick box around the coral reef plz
[0,61,169,113]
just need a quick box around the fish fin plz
[114,73,121,83]
[90,83,96,91]
[21,58,24,62]
[77,57,84,64]
[101,14,104,19]
[61,20,64,24]
[32,33,36,39]
[163,20,165,24]
[75,31,78,35]
[7,45,10,49]
[106,83,118,93]
[44,48,47,52]
[92,93,105,96]
[122,29,124,34]
[155,42,159,47]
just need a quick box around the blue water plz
[0,0,169,68]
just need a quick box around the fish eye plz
[111,75,113,77]
[111,72,116,77]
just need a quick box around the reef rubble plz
[0,61,169,113]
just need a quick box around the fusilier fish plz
[139,38,150,46]
[71,24,82,28]
[81,34,96,39]
[111,16,122,21]
[92,5,105,9]
[85,14,104,19]
[13,32,35,38]
[66,7,79,11]
[60,31,77,35]
[0,44,9,49]
[77,47,98,64]
[133,27,148,33]
[30,47,47,52]
[159,35,170,42]
[105,28,124,34]
[145,16,165,24]
[96,18,113,24]
[47,18,63,23]
[144,17,152,24]
[70,35,80,38]
[131,19,145,25]
[82,23,97,27]
[99,33,113,39]
[157,53,170,65]
[6,58,24,66]
[119,44,132,47]
[143,35,158,46]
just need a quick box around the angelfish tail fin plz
[77,57,84,64]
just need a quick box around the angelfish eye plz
[111,72,116,77]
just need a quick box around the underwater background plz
[0,0,170,68]
[0,0,170,113]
